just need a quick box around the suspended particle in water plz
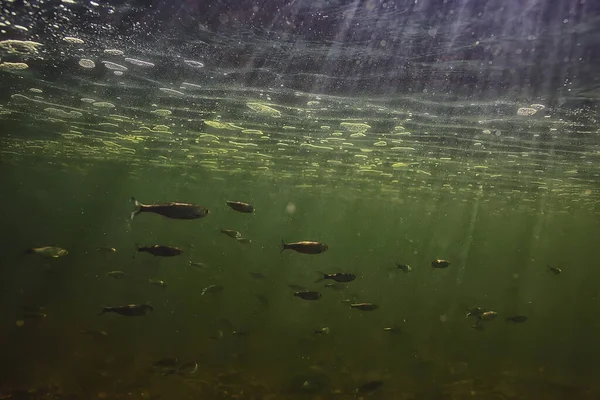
[286,202,296,215]
[78,58,95,69]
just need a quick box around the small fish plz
[249,272,266,279]
[355,380,384,399]
[350,302,378,311]
[106,271,126,279]
[281,240,328,254]
[80,329,108,338]
[96,246,116,253]
[131,197,209,220]
[316,272,356,283]
[189,261,209,269]
[236,237,252,244]
[135,244,183,257]
[226,201,255,213]
[314,327,330,335]
[201,284,224,296]
[99,304,153,317]
[149,279,167,288]
[383,327,401,334]
[396,263,412,273]
[465,307,485,318]
[506,315,528,323]
[23,312,46,319]
[221,229,242,239]
[25,246,68,258]
[176,361,198,376]
[294,290,322,300]
[432,259,450,268]
[481,311,498,321]
[548,266,562,275]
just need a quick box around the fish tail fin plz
[130,197,143,220]
[281,239,287,253]
[315,272,326,283]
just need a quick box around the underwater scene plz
[1,0,600,399]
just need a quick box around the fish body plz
[282,240,328,254]
[396,264,412,273]
[26,246,68,258]
[314,327,330,335]
[189,261,209,269]
[107,271,126,278]
[136,244,183,257]
[506,315,528,323]
[99,304,153,317]
[294,290,322,300]
[316,272,356,283]
[226,201,255,213]
[548,266,562,274]
[201,284,224,295]
[432,259,450,268]
[221,229,242,238]
[131,197,209,220]
[481,311,498,321]
[350,302,378,311]
[465,307,485,318]
[149,279,167,288]
[236,237,252,244]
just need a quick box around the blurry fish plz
[316,272,356,283]
[383,327,401,334]
[294,290,322,300]
[131,197,209,220]
[221,229,242,239]
[314,327,330,335]
[465,307,485,318]
[226,201,255,213]
[355,380,384,396]
[189,261,209,269]
[149,279,167,288]
[350,303,378,311]
[396,263,412,273]
[25,246,68,258]
[96,246,116,253]
[249,272,266,279]
[282,240,328,254]
[23,312,46,319]
[99,304,153,317]
[324,283,341,290]
[135,244,183,257]
[236,237,252,244]
[173,361,198,376]
[481,311,498,321]
[548,266,562,275]
[201,284,224,295]
[106,271,126,279]
[432,259,450,268]
[506,315,528,323]
[80,329,108,338]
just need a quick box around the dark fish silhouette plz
[294,290,322,300]
[99,304,153,316]
[281,240,328,254]
[131,197,209,220]
[396,263,412,273]
[506,315,528,323]
[221,229,242,238]
[316,272,356,283]
[350,303,378,311]
[548,266,562,274]
[226,201,255,213]
[432,259,450,268]
[135,244,183,257]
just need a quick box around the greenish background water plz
[1,160,598,399]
